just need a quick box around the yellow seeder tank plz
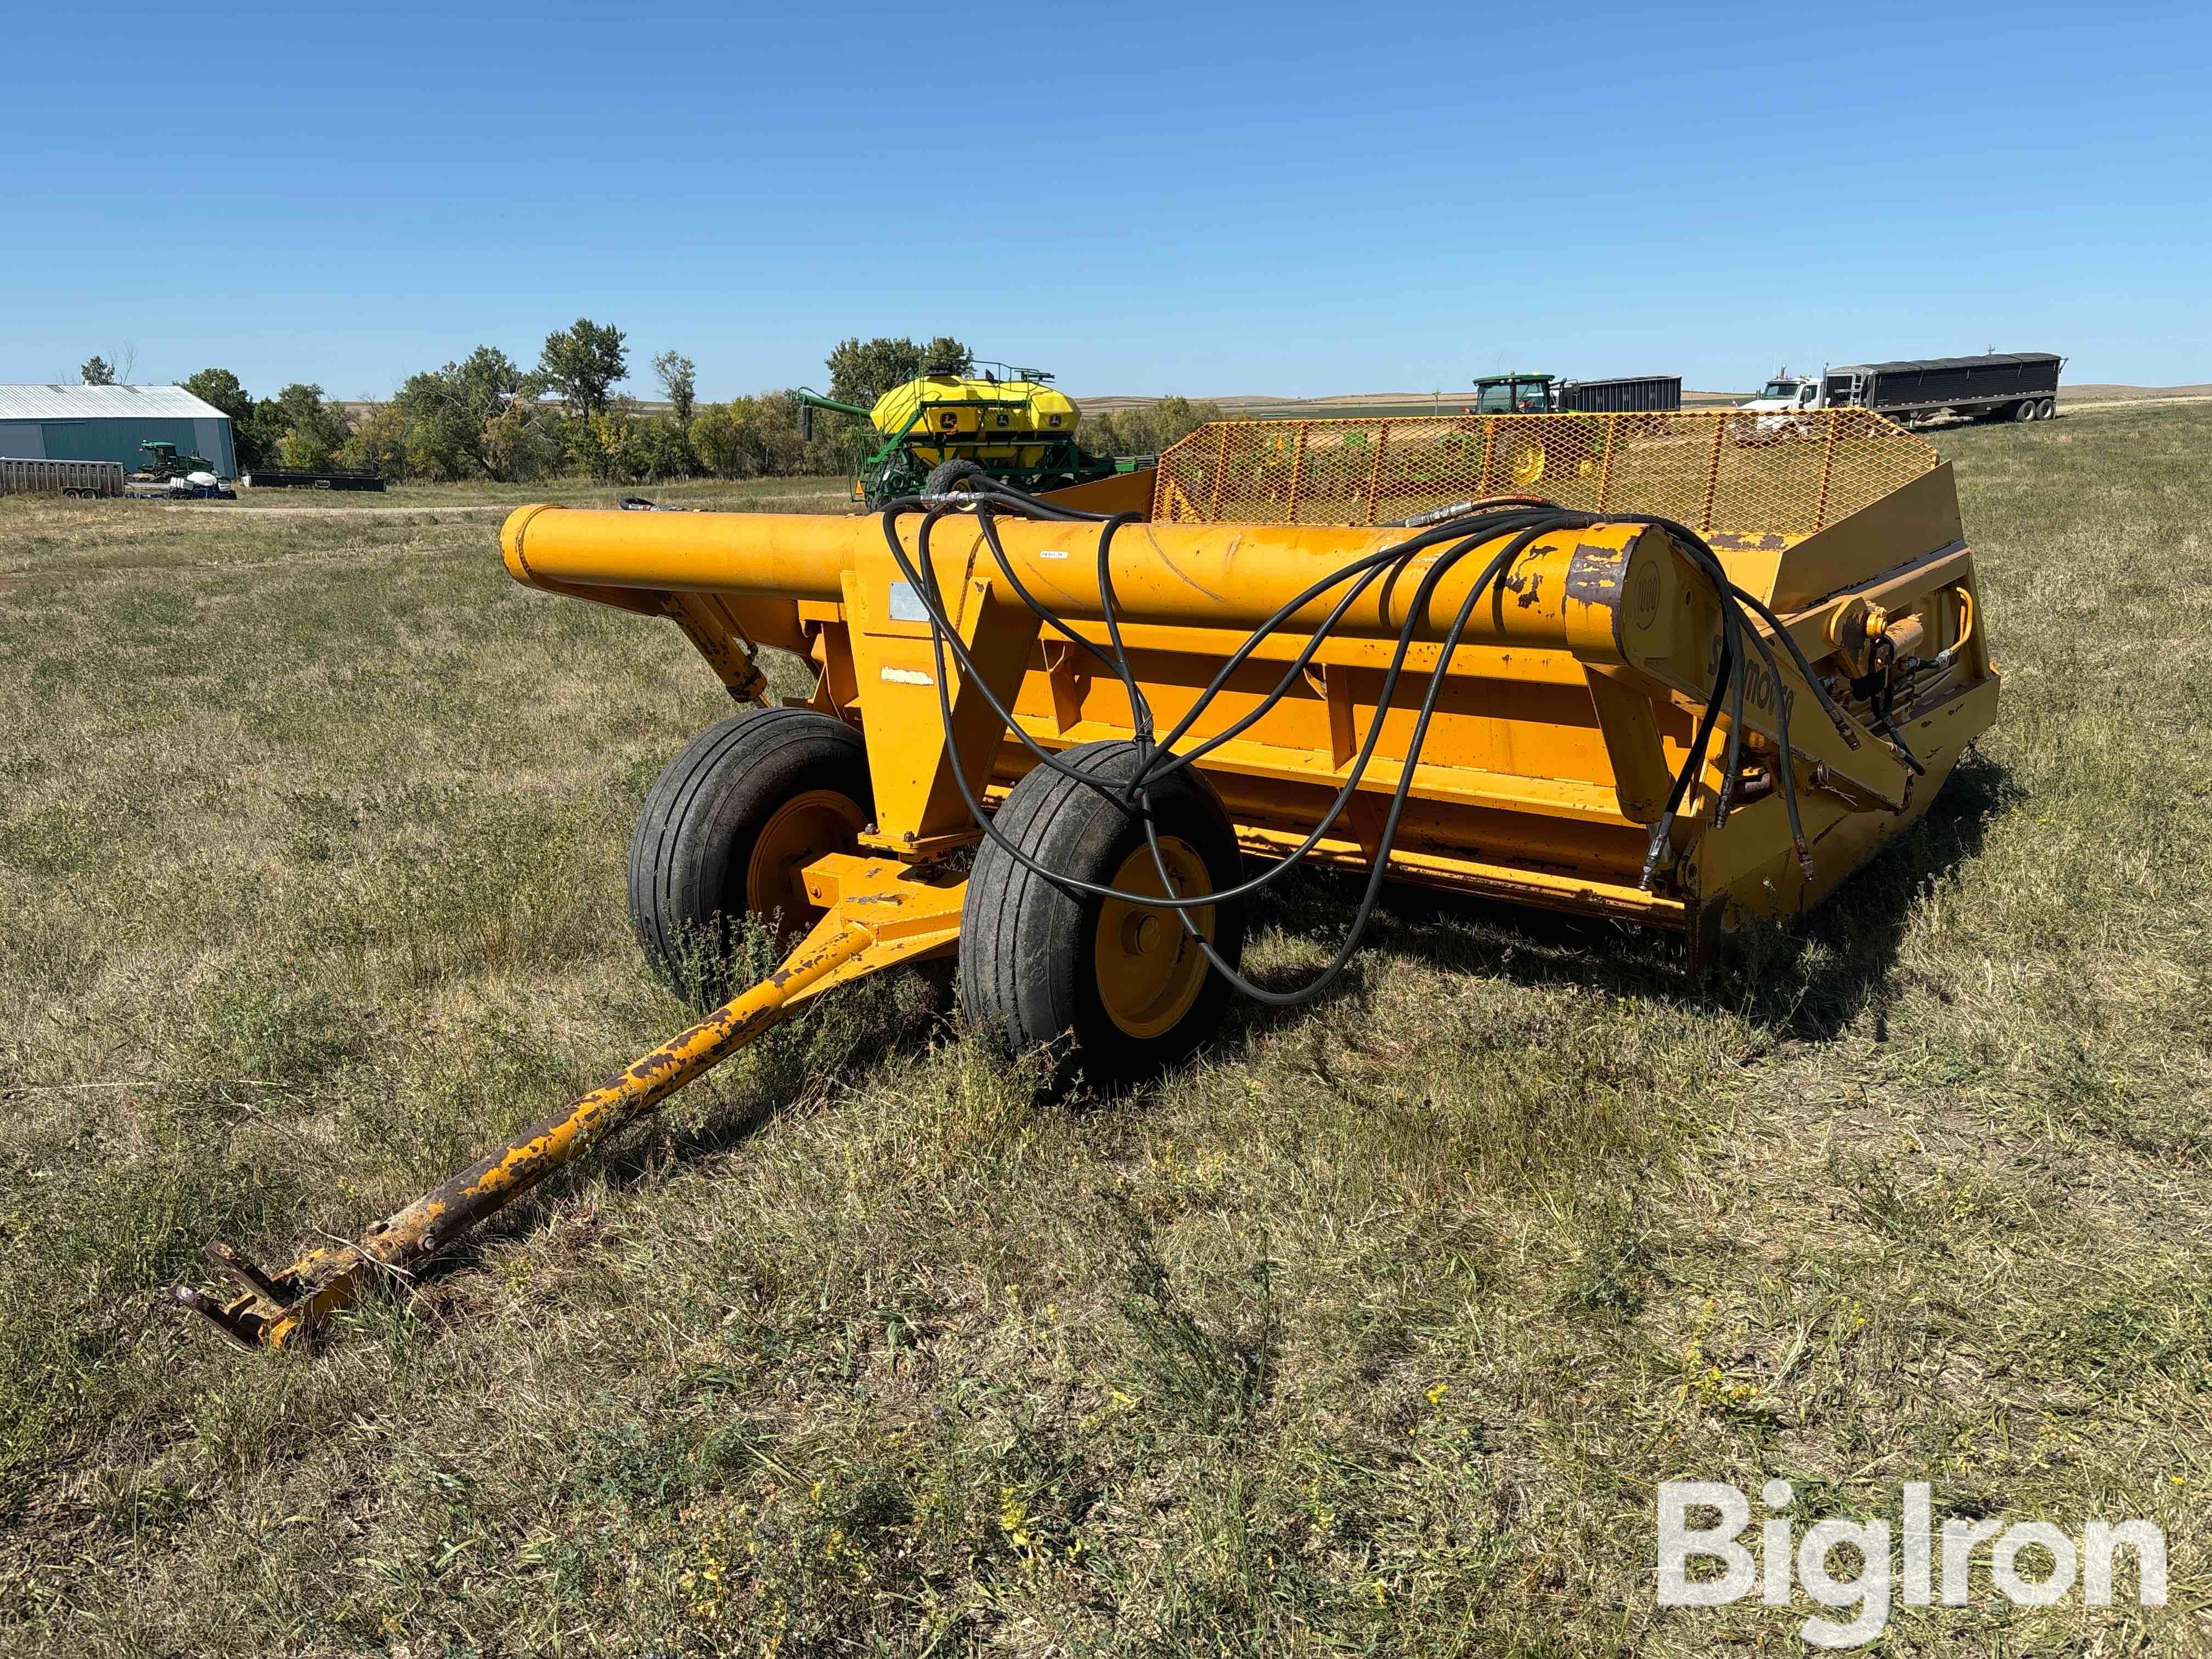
[870,370,1085,472]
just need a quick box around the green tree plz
[692,390,856,479]
[652,351,696,426]
[394,347,528,479]
[782,388,859,475]
[690,401,744,477]
[577,410,639,482]
[180,368,251,425]
[277,428,332,470]
[336,401,409,479]
[79,356,115,386]
[921,336,974,377]
[634,417,695,482]
[824,336,973,407]
[539,318,628,421]
[570,410,692,484]
[247,384,349,473]
[1079,396,1223,460]
[478,397,569,482]
[182,368,262,467]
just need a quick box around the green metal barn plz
[0,383,238,478]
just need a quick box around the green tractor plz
[794,361,1118,507]
[131,440,214,482]
[1470,373,1558,415]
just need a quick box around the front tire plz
[960,741,1245,1084]
[629,709,871,1001]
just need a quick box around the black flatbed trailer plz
[244,468,388,492]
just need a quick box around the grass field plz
[2,407,2208,1656]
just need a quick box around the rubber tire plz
[2038,398,2056,420]
[923,457,992,495]
[2013,399,2039,423]
[628,708,871,1001]
[960,740,1246,1084]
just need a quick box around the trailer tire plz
[923,458,992,496]
[960,740,1246,1085]
[2013,400,2039,423]
[628,708,872,1002]
[2038,398,2056,420]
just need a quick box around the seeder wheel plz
[960,740,1246,1083]
[629,708,871,1000]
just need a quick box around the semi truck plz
[1742,353,2063,425]
[1470,373,1683,415]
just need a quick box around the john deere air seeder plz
[793,362,1118,505]
[174,408,1996,1348]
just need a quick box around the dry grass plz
[1,408,2208,1656]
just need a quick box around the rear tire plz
[960,741,1245,1084]
[629,708,872,1001]
[2038,398,2056,420]
[2013,400,2038,423]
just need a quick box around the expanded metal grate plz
[1150,408,1938,535]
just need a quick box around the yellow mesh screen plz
[1150,408,1938,535]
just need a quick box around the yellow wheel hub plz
[1508,440,1547,487]
[746,788,866,939]
[1093,838,1215,1041]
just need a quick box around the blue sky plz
[5,1,2206,400]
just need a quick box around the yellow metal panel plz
[1763,462,1967,610]
[840,533,1044,846]
[1034,466,1157,516]
[1690,676,1996,922]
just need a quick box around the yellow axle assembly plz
[174,409,1997,1348]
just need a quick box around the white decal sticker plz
[880,666,934,686]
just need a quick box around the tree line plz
[157,326,1224,483]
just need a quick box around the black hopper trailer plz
[1554,374,1683,413]
[1825,353,2063,424]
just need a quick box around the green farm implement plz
[794,361,1118,506]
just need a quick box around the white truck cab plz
[1740,370,1826,413]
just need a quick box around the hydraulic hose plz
[877,475,1846,1003]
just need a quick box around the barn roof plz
[0,383,230,420]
